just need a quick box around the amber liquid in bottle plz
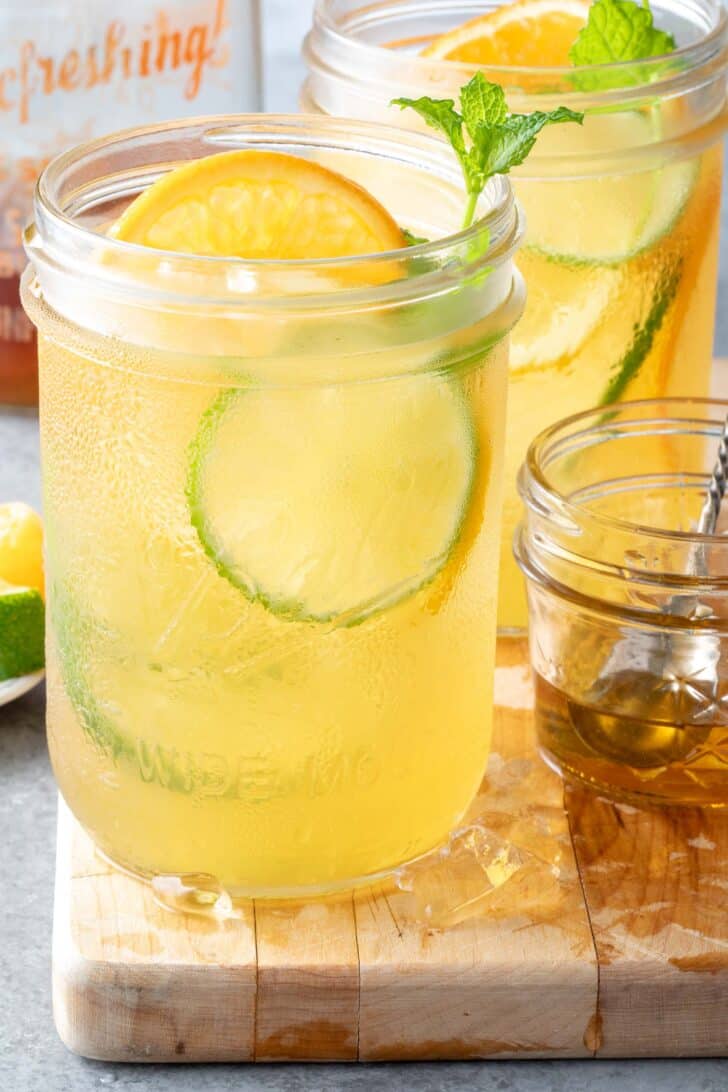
[0,272,38,405]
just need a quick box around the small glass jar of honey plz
[516,398,728,807]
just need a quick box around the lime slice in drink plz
[0,580,45,681]
[518,111,697,266]
[187,378,476,624]
[509,258,619,371]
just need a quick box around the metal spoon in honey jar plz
[570,414,728,770]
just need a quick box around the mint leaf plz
[402,228,429,246]
[391,94,483,199]
[471,107,584,179]
[393,75,583,229]
[460,78,507,138]
[391,96,467,162]
[570,0,676,88]
[570,0,676,65]
[598,263,680,406]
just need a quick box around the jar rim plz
[521,397,728,549]
[513,523,728,628]
[308,0,728,107]
[26,112,522,312]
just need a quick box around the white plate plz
[0,671,44,707]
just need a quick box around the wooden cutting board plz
[52,637,728,1062]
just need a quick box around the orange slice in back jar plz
[421,0,590,66]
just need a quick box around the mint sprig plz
[393,74,583,230]
[570,0,677,89]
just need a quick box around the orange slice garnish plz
[421,0,590,67]
[114,150,406,258]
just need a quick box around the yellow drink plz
[501,132,723,629]
[24,117,524,896]
[302,0,728,630]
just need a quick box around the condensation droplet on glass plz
[151,873,241,920]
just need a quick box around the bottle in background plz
[0,0,262,405]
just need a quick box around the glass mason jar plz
[303,0,728,633]
[0,0,262,406]
[516,398,728,808]
[22,114,525,897]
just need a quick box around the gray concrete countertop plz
[1,3,727,1089]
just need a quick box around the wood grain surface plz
[53,638,728,1062]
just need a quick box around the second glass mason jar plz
[516,398,728,808]
[23,115,524,897]
[303,0,728,633]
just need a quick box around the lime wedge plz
[0,580,45,681]
[187,378,476,624]
[598,262,681,406]
[518,110,697,266]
